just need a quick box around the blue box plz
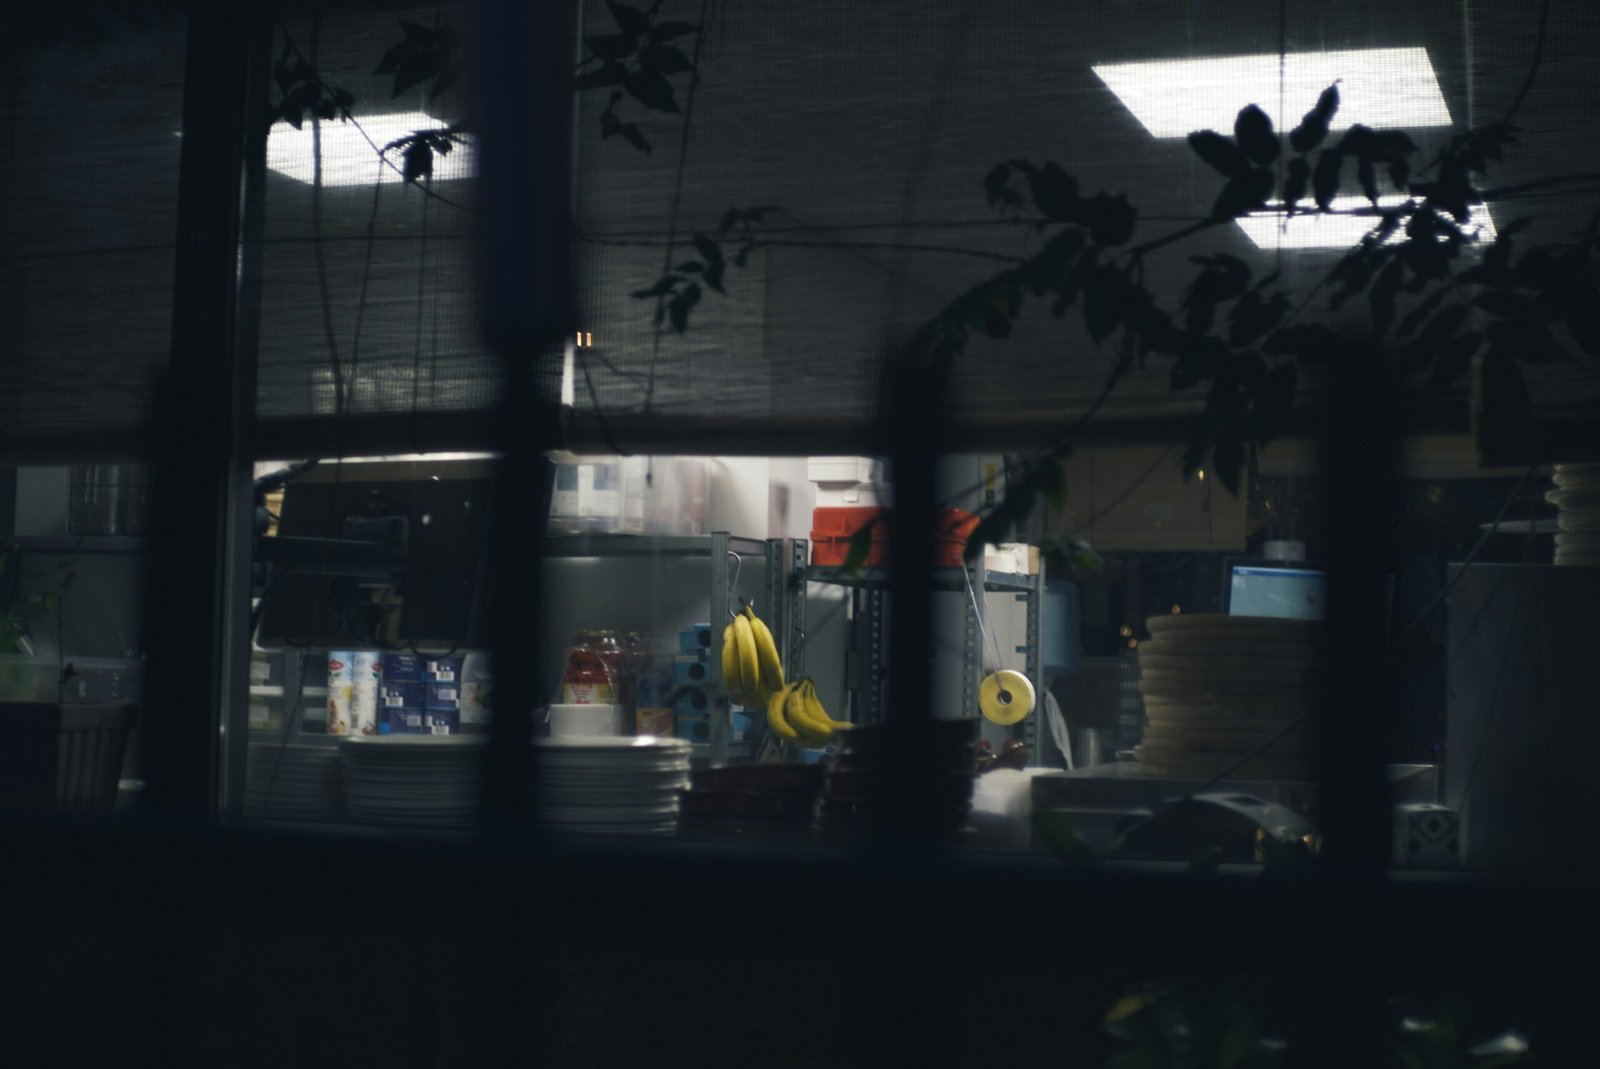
[425,708,459,735]
[425,682,460,710]
[671,688,711,717]
[381,681,424,710]
[677,625,711,656]
[673,657,710,685]
[675,715,712,742]
[673,710,751,743]
[424,656,463,684]
[385,652,424,682]
[382,707,426,735]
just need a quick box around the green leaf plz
[1282,156,1309,210]
[1078,194,1137,246]
[841,525,874,576]
[1396,287,1450,338]
[402,140,432,182]
[667,281,702,333]
[430,60,463,101]
[1358,156,1379,206]
[1289,82,1340,153]
[1033,811,1099,865]
[1312,149,1343,210]
[1033,459,1067,510]
[638,43,694,75]
[1213,436,1245,497]
[1475,290,1553,324]
[624,68,679,112]
[1211,168,1274,220]
[1188,129,1251,179]
[1084,265,1127,343]
[692,233,722,265]
[605,0,650,36]
[585,33,636,61]
[1171,337,1225,390]
[983,162,1015,209]
[1234,104,1279,167]
[1027,162,1079,220]
[703,260,726,293]
[631,276,678,299]
[573,62,628,90]
[674,261,704,273]
[1253,363,1298,443]
[1370,259,1404,336]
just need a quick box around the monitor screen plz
[255,459,508,649]
[1226,563,1328,621]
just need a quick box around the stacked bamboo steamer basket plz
[1549,464,1600,567]
[1134,613,1324,780]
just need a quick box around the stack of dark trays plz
[677,764,825,841]
[818,718,983,840]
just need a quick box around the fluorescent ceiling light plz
[1091,48,1452,139]
[1234,195,1497,251]
[1093,48,1470,248]
[265,110,474,186]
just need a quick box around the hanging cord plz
[726,549,744,618]
[960,556,1006,674]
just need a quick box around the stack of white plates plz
[1550,464,1600,567]
[1133,614,1324,780]
[244,742,343,822]
[339,736,488,829]
[531,736,691,837]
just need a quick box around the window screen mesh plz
[251,4,507,457]
[5,3,1593,460]
[0,14,186,459]
[567,0,1600,454]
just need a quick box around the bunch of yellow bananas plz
[722,603,784,709]
[766,678,849,748]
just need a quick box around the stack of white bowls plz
[1134,614,1324,780]
[1549,463,1600,567]
[338,736,487,828]
[531,736,691,837]
[244,742,343,822]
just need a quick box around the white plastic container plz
[458,650,493,732]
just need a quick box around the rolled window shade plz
[0,15,187,461]
[564,0,1600,456]
[250,5,520,459]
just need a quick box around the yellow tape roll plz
[978,669,1035,726]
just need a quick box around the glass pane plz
[0,465,147,817]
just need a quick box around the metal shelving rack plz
[542,531,788,768]
[803,556,1045,750]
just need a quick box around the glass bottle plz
[561,631,616,705]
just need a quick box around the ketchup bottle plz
[561,631,616,705]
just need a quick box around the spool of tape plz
[978,669,1035,725]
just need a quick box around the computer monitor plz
[255,458,514,650]
[1223,559,1329,621]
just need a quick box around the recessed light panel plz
[1235,196,1498,250]
[265,110,473,185]
[1091,48,1452,139]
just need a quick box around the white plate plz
[535,802,682,823]
[532,735,691,752]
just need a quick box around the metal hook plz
[727,549,744,618]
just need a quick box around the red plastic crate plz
[810,507,980,567]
